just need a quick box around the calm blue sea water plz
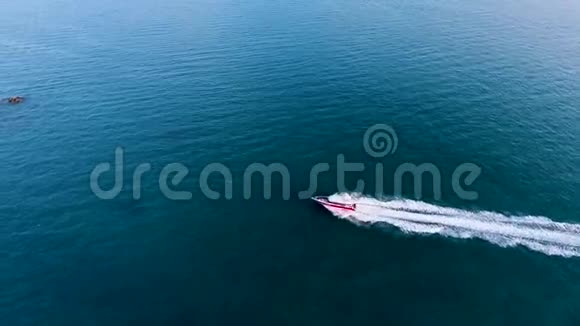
[1,0,580,324]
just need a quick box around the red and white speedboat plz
[312,196,357,211]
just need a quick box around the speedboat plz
[311,196,356,211]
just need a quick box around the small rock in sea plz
[6,96,25,104]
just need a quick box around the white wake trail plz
[326,193,580,257]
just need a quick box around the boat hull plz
[311,196,356,211]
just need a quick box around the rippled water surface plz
[1,0,579,325]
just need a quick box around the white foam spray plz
[325,193,580,257]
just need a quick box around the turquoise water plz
[1,0,580,324]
